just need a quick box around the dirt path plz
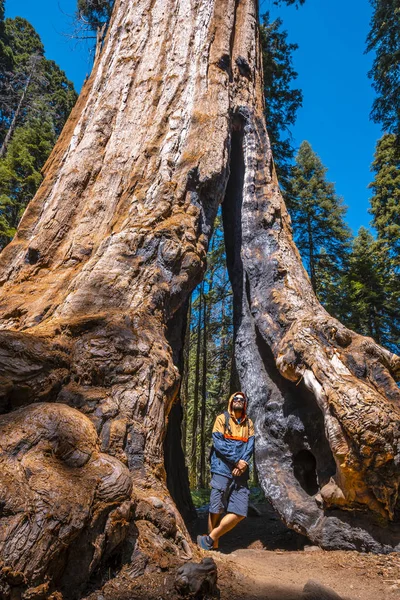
[190,504,400,600]
[215,548,400,600]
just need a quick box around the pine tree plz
[0,13,77,249]
[260,12,302,189]
[0,117,56,246]
[344,227,399,352]
[1,16,44,150]
[366,0,400,135]
[2,17,76,148]
[288,141,351,308]
[77,0,114,30]
[369,133,400,269]
[0,5,14,143]
[0,1,13,83]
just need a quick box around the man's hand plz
[236,460,248,471]
[232,460,248,477]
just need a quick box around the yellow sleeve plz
[212,414,226,434]
[248,419,255,437]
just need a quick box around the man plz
[197,391,254,551]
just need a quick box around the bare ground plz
[190,503,400,600]
[84,503,400,600]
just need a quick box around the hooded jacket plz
[210,392,255,480]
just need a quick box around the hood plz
[228,391,248,421]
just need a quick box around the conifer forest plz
[0,0,399,599]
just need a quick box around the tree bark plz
[0,0,400,597]
[306,212,317,292]
[222,116,400,552]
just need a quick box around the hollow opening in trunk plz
[293,449,319,496]
[171,117,251,517]
[175,206,239,500]
[164,114,335,540]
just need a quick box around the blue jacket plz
[210,393,255,480]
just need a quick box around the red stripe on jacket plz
[223,434,249,442]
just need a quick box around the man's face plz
[232,395,245,412]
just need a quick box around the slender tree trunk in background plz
[219,302,227,399]
[0,56,38,158]
[199,266,215,487]
[190,286,202,488]
[181,296,191,453]
[199,291,207,488]
[0,0,399,597]
[199,235,217,487]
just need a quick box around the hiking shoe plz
[197,535,213,551]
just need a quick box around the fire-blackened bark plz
[0,0,399,597]
[222,121,400,552]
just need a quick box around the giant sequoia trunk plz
[1,0,400,597]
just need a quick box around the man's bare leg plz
[208,512,222,548]
[209,513,245,545]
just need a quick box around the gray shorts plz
[209,473,250,517]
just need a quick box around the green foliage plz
[40,59,78,137]
[369,133,400,268]
[343,228,399,352]
[1,17,76,139]
[288,141,351,310]
[0,1,11,62]
[77,0,114,30]
[190,488,210,509]
[5,16,43,60]
[0,117,56,246]
[0,5,13,139]
[260,13,302,189]
[366,0,400,135]
[0,10,77,250]
[249,487,267,504]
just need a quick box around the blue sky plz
[6,0,381,234]
[264,0,382,234]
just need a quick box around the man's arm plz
[238,419,255,466]
[212,415,238,465]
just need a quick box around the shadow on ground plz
[188,501,308,553]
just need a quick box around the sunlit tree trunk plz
[0,0,400,597]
